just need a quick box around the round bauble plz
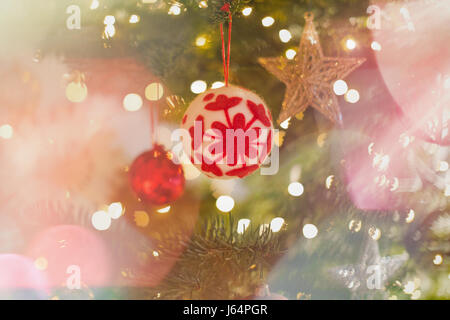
[129,144,185,205]
[181,85,274,179]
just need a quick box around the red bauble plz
[129,144,185,205]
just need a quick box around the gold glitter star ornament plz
[259,12,366,125]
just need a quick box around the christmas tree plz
[0,0,448,300]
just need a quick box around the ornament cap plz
[304,12,314,21]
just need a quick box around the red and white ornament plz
[181,85,274,179]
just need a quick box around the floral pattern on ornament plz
[187,93,272,178]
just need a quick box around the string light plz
[438,161,449,172]
[145,82,164,101]
[157,205,171,213]
[237,219,251,234]
[303,224,318,239]
[66,82,88,103]
[279,29,292,43]
[288,182,304,196]
[123,93,143,112]
[433,254,443,265]
[262,16,275,27]
[168,5,181,15]
[0,124,13,139]
[129,14,140,24]
[348,219,362,232]
[242,7,252,16]
[195,36,207,47]
[90,0,99,10]
[333,80,348,95]
[325,175,334,189]
[211,81,225,89]
[108,202,123,219]
[216,195,235,212]
[190,80,207,94]
[345,89,360,103]
[280,117,291,129]
[371,41,382,51]
[345,38,356,50]
[405,209,415,223]
[104,15,115,25]
[285,49,296,60]
[270,217,285,232]
[368,226,382,240]
[91,210,111,231]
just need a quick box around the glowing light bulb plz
[91,210,111,231]
[211,81,225,89]
[216,195,235,213]
[371,41,382,51]
[123,93,143,111]
[237,219,251,234]
[333,80,348,95]
[168,5,181,15]
[198,0,208,8]
[0,124,13,139]
[190,80,207,94]
[279,29,292,43]
[303,224,318,239]
[285,49,296,60]
[345,38,356,50]
[129,14,140,24]
[242,7,252,16]
[270,217,285,232]
[104,24,116,38]
[262,16,275,27]
[195,36,207,47]
[345,89,360,103]
[288,182,304,196]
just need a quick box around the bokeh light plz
[345,38,356,50]
[91,210,111,231]
[216,195,235,213]
[270,217,285,232]
[333,80,348,95]
[288,182,304,196]
[145,82,164,101]
[168,5,181,15]
[0,124,13,139]
[211,81,225,89]
[302,224,318,239]
[242,7,252,16]
[345,89,360,103]
[65,82,88,103]
[285,49,296,60]
[123,93,143,112]
[108,202,123,219]
[262,16,275,27]
[279,29,292,43]
[237,219,251,234]
[190,80,207,94]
